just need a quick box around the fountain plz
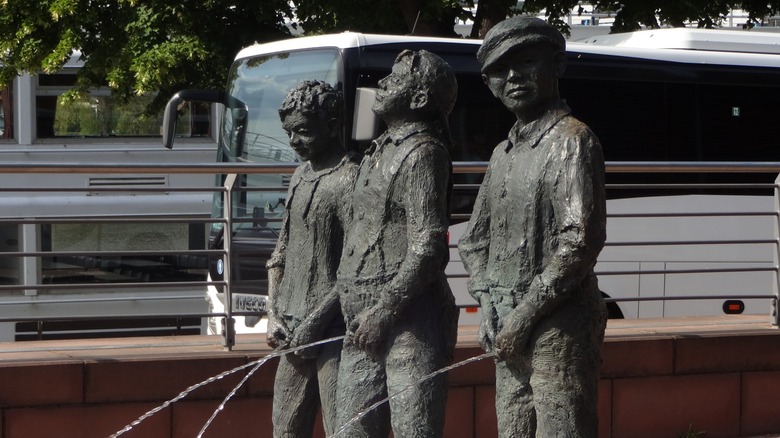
[106,335,497,438]
[109,335,345,437]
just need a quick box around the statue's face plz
[372,57,416,117]
[482,45,562,119]
[281,112,333,163]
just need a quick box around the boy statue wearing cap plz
[458,16,607,437]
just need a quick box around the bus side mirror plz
[230,107,248,158]
[162,89,226,149]
[352,87,379,143]
[162,93,183,149]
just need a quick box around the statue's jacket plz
[458,100,607,325]
[267,155,358,331]
[336,121,456,326]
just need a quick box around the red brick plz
[741,370,780,436]
[601,339,673,378]
[0,363,83,406]
[245,354,279,396]
[85,357,248,403]
[474,385,497,438]
[599,379,612,438]
[5,403,170,438]
[449,346,495,387]
[172,398,273,438]
[313,410,326,438]
[445,386,475,437]
[675,334,780,374]
[612,374,740,438]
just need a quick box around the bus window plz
[39,222,208,286]
[697,83,780,161]
[218,48,342,232]
[1,84,12,140]
[0,224,18,285]
[35,71,212,138]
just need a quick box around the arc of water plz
[196,359,266,438]
[109,335,346,438]
[196,335,345,437]
[329,351,497,438]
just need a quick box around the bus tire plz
[601,291,625,319]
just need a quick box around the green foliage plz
[293,0,406,34]
[522,0,583,36]
[526,0,780,34]
[52,94,163,136]
[292,0,470,36]
[469,0,516,37]
[2,0,780,116]
[0,0,293,111]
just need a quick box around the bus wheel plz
[601,291,625,319]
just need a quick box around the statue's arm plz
[527,131,606,315]
[496,130,606,359]
[289,167,356,348]
[265,216,291,348]
[288,288,340,358]
[457,163,493,303]
[265,178,297,348]
[458,162,497,351]
[376,143,451,316]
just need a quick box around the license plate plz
[231,293,268,313]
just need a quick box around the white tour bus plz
[0,53,218,341]
[163,28,780,333]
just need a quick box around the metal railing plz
[450,161,780,325]
[0,161,778,347]
[602,161,779,325]
[0,162,299,347]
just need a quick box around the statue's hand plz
[266,316,291,349]
[478,311,496,353]
[290,315,322,359]
[494,307,533,362]
[349,305,394,355]
[476,293,497,352]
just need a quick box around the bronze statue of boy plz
[458,16,608,437]
[334,49,459,437]
[266,80,358,437]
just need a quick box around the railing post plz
[773,175,780,326]
[222,173,238,349]
[19,222,40,296]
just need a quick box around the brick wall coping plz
[0,315,775,367]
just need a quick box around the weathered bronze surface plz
[267,80,358,437]
[459,16,608,437]
[334,50,459,438]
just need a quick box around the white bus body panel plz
[448,194,776,321]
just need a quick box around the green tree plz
[508,0,780,35]
[2,0,779,111]
[0,0,293,109]
[295,0,780,39]
[292,0,469,36]
[470,0,518,37]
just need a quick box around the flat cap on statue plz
[477,16,566,72]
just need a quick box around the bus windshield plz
[222,49,341,164]
[213,48,342,236]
